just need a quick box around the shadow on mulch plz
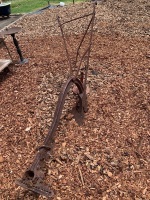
[15,190,39,200]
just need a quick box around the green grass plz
[5,0,80,14]
[11,0,52,13]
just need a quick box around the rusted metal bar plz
[76,6,95,78]
[83,4,95,92]
[57,16,73,75]
[74,17,93,75]
[60,12,94,26]
[16,77,86,198]
[58,4,95,78]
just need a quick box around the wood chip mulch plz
[0,1,149,199]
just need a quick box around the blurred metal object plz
[1,27,28,64]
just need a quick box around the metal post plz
[11,33,28,64]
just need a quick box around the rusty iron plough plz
[16,4,96,199]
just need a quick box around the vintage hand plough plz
[16,4,96,199]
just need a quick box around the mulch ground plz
[0,1,149,199]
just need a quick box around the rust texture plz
[16,4,95,198]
